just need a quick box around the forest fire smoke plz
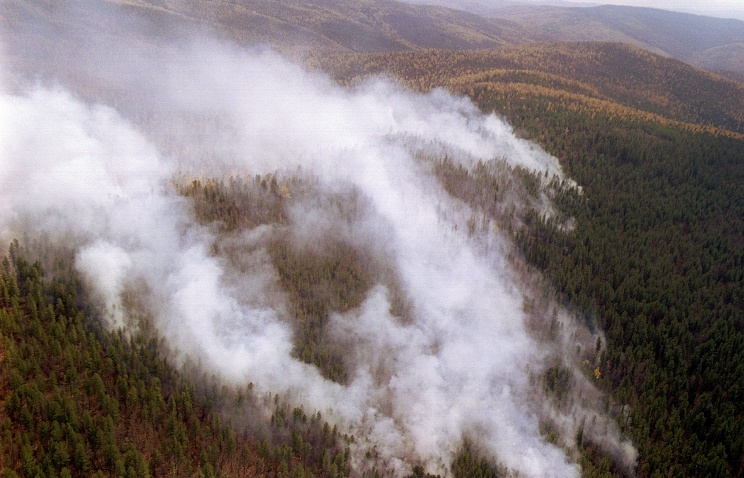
[0,26,636,478]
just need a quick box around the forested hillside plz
[309,46,744,477]
[310,42,744,134]
[516,100,744,478]
[2,1,744,477]
[0,241,368,478]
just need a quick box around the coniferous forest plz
[313,44,744,476]
[1,1,743,478]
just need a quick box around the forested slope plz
[310,46,744,477]
[2,2,743,477]
[310,42,744,134]
[0,242,358,478]
[513,105,744,478]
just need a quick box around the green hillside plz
[0,242,362,478]
[309,45,744,477]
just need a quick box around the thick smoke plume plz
[0,20,636,478]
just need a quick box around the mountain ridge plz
[311,42,744,135]
[488,4,744,77]
[5,0,744,77]
[4,1,742,137]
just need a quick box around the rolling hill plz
[4,0,744,78]
[489,4,744,77]
[311,42,744,135]
[0,0,526,56]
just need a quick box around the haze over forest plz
[0,1,742,478]
[410,0,744,21]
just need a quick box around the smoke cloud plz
[0,20,635,478]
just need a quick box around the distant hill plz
[4,1,742,135]
[489,5,744,77]
[312,42,744,134]
[1,0,527,56]
[5,0,744,79]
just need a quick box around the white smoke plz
[0,35,635,477]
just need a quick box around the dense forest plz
[0,238,558,477]
[513,101,744,478]
[311,46,744,477]
[309,43,744,134]
[0,240,367,478]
